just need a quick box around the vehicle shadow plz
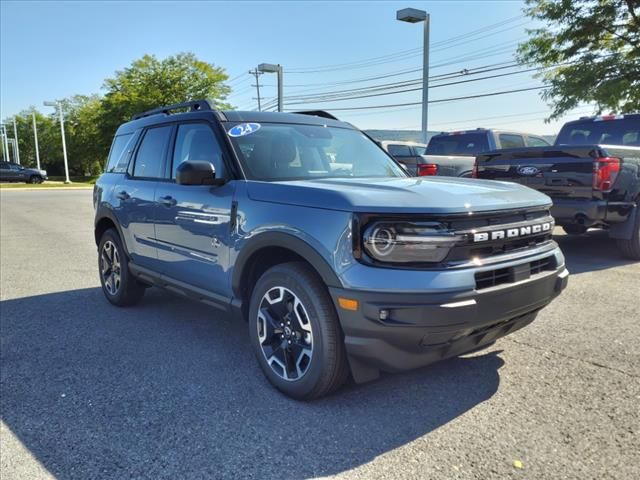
[553,229,637,274]
[1,287,503,480]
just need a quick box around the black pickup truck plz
[474,114,640,259]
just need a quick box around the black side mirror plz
[176,160,224,186]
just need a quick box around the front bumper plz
[329,265,568,383]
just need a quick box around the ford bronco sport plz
[94,100,569,399]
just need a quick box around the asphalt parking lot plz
[1,189,638,480]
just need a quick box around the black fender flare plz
[231,231,343,299]
[94,207,131,256]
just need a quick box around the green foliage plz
[2,52,231,176]
[518,0,640,119]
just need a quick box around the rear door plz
[154,121,235,296]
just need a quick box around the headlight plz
[362,221,463,263]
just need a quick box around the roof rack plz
[293,110,340,121]
[132,99,215,120]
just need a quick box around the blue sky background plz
[1,0,595,134]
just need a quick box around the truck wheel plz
[248,262,349,400]
[617,208,640,260]
[562,224,587,235]
[98,228,145,306]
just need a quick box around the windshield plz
[555,118,640,146]
[425,133,489,156]
[226,123,406,180]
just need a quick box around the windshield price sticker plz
[228,123,261,137]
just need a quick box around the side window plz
[172,123,224,179]
[528,136,550,147]
[106,133,135,173]
[387,144,412,157]
[133,126,172,178]
[499,134,525,149]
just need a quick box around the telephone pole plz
[249,68,264,111]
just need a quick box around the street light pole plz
[258,63,284,112]
[32,113,41,170]
[44,101,71,183]
[397,8,430,144]
[0,124,9,163]
[13,118,21,164]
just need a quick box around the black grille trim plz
[475,256,556,290]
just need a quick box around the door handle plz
[116,191,130,200]
[160,195,177,207]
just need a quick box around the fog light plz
[379,309,389,321]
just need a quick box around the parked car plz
[0,162,48,183]
[423,129,552,177]
[94,100,568,399]
[474,114,640,259]
[377,140,429,175]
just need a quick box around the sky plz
[1,0,595,135]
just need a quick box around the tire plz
[28,176,41,184]
[616,208,640,260]
[562,224,587,235]
[98,228,145,306]
[248,262,349,400]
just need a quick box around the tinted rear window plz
[426,133,489,155]
[387,144,412,156]
[556,118,640,146]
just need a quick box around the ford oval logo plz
[518,166,540,176]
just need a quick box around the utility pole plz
[12,117,21,164]
[32,113,41,170]
[249,68,264,111]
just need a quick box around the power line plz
[282,86,548,112]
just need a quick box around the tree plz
[99,52,231,155]
[518,0,640,119]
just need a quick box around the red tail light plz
[471,161,479,178]
[593,157,620,191]
[417,163,438,176]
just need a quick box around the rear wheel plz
[248,262,349,400]
[617,208,640,260]
[98,228,145,306]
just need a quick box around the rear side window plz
[172,123,224,179]
[133,126,172,178]
[498,134,525,149]
[426,133,489,155]
[556,118,640,145]
[106,133,135,173]
[528,136,550,147]
[387,144,412,157]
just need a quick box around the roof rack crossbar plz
[292,110,340,121]
[133,99,215,120]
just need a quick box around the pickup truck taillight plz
[417,163,438,176]
[593,157,621,192]
[471,161,479,178]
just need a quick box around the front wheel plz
[98,228,145,306]
[28,176,42,184]
[248,262,349,400]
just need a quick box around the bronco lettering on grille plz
[472,222,552,243]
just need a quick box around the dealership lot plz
[1,189,638,479]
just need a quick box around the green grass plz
[0,181,94,189]
[47,175,100,184]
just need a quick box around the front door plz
[154,122,235,297]
[112,124,173,272]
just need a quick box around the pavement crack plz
[503,337,638,378]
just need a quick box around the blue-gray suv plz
[94,100,569,399]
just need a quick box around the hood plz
[247,176,552,214]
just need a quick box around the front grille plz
[475,256,555,290]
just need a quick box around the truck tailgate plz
[475,146,597,199]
